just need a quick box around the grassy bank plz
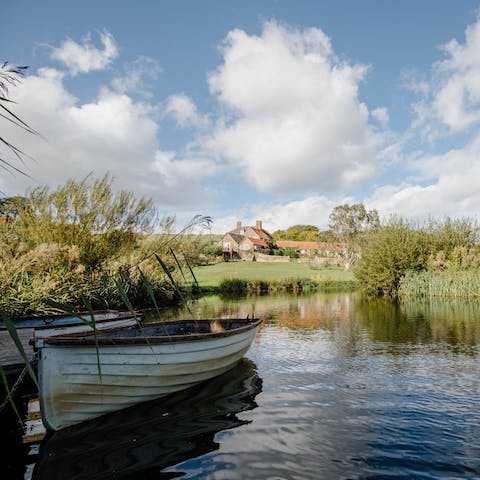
[192,262,357,294]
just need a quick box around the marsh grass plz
[400,270,480,298]
[218,276,357,297]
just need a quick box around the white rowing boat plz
[34,317,262,431]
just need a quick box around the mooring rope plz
[0,355,37,413]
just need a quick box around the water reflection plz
[19,292,480,479]
[150,292,480,351]
[32,358,262,480]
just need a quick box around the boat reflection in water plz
[32,358,262,480]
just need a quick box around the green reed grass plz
[400,270,480,298]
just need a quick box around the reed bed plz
[399,270,480,298]
[217,277,358,297]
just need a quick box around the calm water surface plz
[9,292,480,479]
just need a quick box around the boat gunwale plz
[38,318,262,346]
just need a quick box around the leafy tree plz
[272,224,319,241]
[317,230,337,242]
[329,204,379,239]
[329,203,380,270]
[354,217,430,297]
[427,217,479,258]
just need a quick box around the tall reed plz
[400,270,480,298]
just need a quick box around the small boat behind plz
[0,309,142,332]
[34,317,262,431]
[0,310,143,372]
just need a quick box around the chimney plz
[236,221,242,230]
[256,220,262,230]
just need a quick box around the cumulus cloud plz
[163,93,207,128]
[408,14,480,141]
[432,16,480,132]
[371,107,389,128]
[206,21,384,194]
[111,55,162,98]
[211,194,353,233]
[0,66,214,208]
[377,14,480,222]
[367,134,480,220]
[49,30,119,76]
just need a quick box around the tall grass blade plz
[170,248,187,284]
[2,315,38,388]
[137,267,161,315]
[155,254,195,319]
[0,365,23,428]
[184,254,199,287]
[81,296,102,383]
[113,277,153,349]
[138,267,170,336]
[113,278,136,318]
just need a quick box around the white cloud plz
[374,14,480,224]
[49,30,119,76]
[409,15,480,140]
[0,66,214,208]
[211,194,353,233]
[207,21,384,194]
[367,135,480,220]
[111,55,162,98]
[371,107,389,128]
[433,16,480,132]
[163,93,207,128]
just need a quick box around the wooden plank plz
[23,398,46,444]
[23,418,46,443]
[26,398,41,420]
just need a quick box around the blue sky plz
[3,0,480,232]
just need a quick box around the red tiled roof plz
[223,232,244,244]
[250,227,271,240]
[276,240,348,252]
[244,237,268,247]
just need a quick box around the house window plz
[224,242,230,250]
[243,243,251,251]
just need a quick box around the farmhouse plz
[221,220,272,259]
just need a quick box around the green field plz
[191,261,354,288]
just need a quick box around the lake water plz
[5,291,480,479]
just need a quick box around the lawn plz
[191,261,354,288]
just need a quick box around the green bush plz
[218,278,248,296]
[354,217,430,297]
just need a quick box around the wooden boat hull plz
[35,318,261,431]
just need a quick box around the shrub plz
[354,217,430,297]
[218,278,248,296]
